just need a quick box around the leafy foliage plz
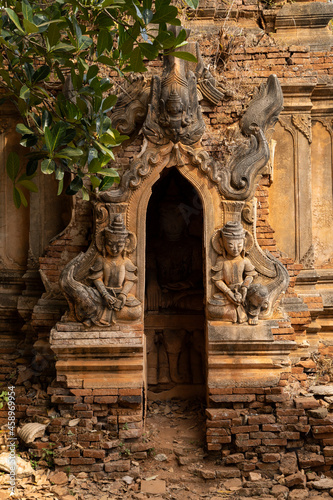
[0,390,8,409]
[0,0,198,207]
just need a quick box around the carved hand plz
[240,286,247,303]
[104,293,116,309]
[234,290,243,304]
[114,293,127,310]
[226,289,242,305]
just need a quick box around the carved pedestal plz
[206,321,297,453]
[207,321,296,393]
[51,322,144,391]
[49,321,145,455]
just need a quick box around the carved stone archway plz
[127,158,220,306]
[50,30,296,449]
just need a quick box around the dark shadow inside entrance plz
[145,168,205,399]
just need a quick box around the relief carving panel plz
[207,217,287,324]
[60,206,142,326]
[311,120,333,266]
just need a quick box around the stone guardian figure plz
[208,221,257,323]
[60,214,142,326]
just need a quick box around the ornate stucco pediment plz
[100,65,283,203]
[103,27,284,203]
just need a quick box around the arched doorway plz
[145,168,206,399]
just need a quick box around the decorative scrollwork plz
[292,114,312,143]
[300,244,315,269]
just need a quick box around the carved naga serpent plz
[182,74,283,201]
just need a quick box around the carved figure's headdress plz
[221,221,245,240]
[105,215,128,240]
[165,90,183,114]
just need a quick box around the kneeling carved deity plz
[60,215,142,326]
[208,221,258,323]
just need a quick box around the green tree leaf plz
[152,5,179,24]
[88,158,103,173]
[32,65,51,83]
[94,140,115,159]
[5,8,24,33]
[99,175,116,191]
[57,178,64,195]
[120,21,140,55]
[20,85,31,101]
[98,168,119,177]
[26,159,38,176]
[77,36,93,51]
[63,128,77,144]
[66,175,83,195]
[6,152,20,181]
[20,134,38,148]
[121,36,134,54]
[175,29,188,47]
[168,51,197,63]
[44,122,68,152]
[24,63,34,83]
[23,19,39,34]
[100,78,112,92]
[55,168,64,181]
[47,23,61,48]
[13,187,21,208]
[102,95,117,112]
[90,175,101,189]
[97,29,112,56]
[41,159,56,174]
[97,55,114,66]
[129,47,147,72]
[156,30,176,49]
[139,42,159,60]
[81,186,90,201]
[22,0,33,22]
[16,186,28,207]
[55,65,65,84]
[87,65,99,81]
[51,42,76,53]
[55,147,83,159]
[185,0,199,8]
[16,124,34,136]
[0,69,11,86]
[18,180,38,192]
[42,110,53,131]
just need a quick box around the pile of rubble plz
[1,456,333,499]
[0,393,332,499]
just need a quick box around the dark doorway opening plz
[145,168,205,399]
